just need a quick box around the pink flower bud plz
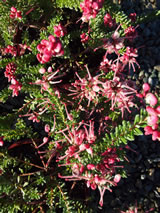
[143,83,150,93]
[39,68,46,74]
[156,106,160,114]
[114,174,121,183]
[152,131,160,141]
[146,93,158,106]
[147,115,158,126]
[45,124,50,133]
[146,106,157,116]
[144,126,153,135]
[91,183,97,190]
[43,137,49,143]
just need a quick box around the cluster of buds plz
[4,63,22,97]
[54,23,67,37]
[80,32,89,43]
[10,7,22,19]
[9,78,22,97]
[124,26,138,41]
[37,35,64,64]
[140,84,160,141]
[3,44,30,57]
[4,63,16,82]
[80,0,104,22]
[104,13,116,28]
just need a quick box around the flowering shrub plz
[0,0,159,212]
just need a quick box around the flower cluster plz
[10,7,22,19]
[80,0,104,22]
[4,63,17,82]
[9,78,22,97]
[54,23,67,37]
[3,44,30,57]
[139,84,160,141]
[57,122,121,206]
[104,13,116,28]
[37,35,64,64]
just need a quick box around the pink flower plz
[95,25,124,55]
[28,114,40,123]
[37,36,64,64]
[104,13,116,28]
[5,45,17,56]
[143,83,150,93]
[10,7,22,19]
[80,0,104,22]
[9,78,22,97]
[144,126,154,135]
[4,63,16,82]
[146,106,157,116]
[152,131,160,141]
[80,33,89,43]
[147,115,158,126]
[87,164,95,170]
[145,93,158,106]
[54,23,67,37]
[119,47,139,72]
[124,26,138,41]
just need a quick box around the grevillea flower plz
[80,0,104,22]
[4,63,16,82]
[69,66,102,107]
[95,25,124,55]
[10,7,22,19]
[37,35,64,64]
[144,126,154,135]
[102,77,137,117]
[32,69,62,93]
[124,26,138,41]
[9,78,22,97]
[5,45,17,56]
[54,23,67,37]
[119,47,140,72]
[4,44,31,57]
[104,13,116,28]
[80,33,89,43]
[143,83,150,93]
[145,93,158,106]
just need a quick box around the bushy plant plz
[0,0,160,212]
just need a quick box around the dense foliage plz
[0,0,160,212]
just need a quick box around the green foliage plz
[103,109,147,147]
[55,0,83,11]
